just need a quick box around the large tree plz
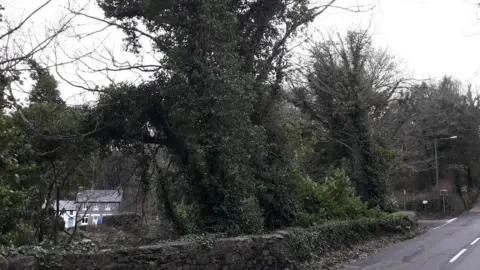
[0,1,82,244]
[292,30,404,207]
[84,0,339,234]
[7,60,99,241]
[0,113,36,245]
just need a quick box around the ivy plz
[287,215,416,262]
[91,0,331,234]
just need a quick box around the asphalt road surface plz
[344,202,480,270]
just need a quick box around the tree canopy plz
[1,0,480,247]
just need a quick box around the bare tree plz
[0,0,97,110]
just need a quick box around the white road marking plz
[470,238,480,245]
[432,218,458,230]
[432,223,448,230]
[447,218,458,223]
[449,249,467,263]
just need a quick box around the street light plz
[434,136,458,188]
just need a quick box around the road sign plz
[439,182,452,191]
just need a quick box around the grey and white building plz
[75,188,123,226]
[52,188,123,227]
[54,200,77,229]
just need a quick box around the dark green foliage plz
[14,68,99,242]
[0,187,27,245]
[0,116,36,246]
[381,195,400,213]
[102,213,142,234]
[293,30,403,208]
[27,60,64,106]
[91,0,329,234]
[373,145,411,194]
[5,0,480,247]
[288,215,415,261]
[296,169,387,227]
[0,215,416,269]
[0,59,100,245]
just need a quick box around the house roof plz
[76,189,123,203]
[53,200,77,211]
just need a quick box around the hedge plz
[287,215,415,261]
[101,212,142,234]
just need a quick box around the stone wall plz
[0,256,37,270]
[1,234,291,270]
[0,216,413,270]
[60,234,290,270]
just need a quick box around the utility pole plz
[434,138,439,188]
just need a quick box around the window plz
[69,210,74,215]
[93,203,99,211]
[81,216,88,225]
[82,203,87,210]
[105,204,111,211]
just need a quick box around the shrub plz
[382,194,400,213]
[175,196,264,236]
[0,187,28,246]
[296,168,386,226]
[102,213,142,234]
[238,197,264,234]
[288,215,414,261]
[175,203,200,234]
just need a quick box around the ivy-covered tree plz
[86,0,338,234]
[292,30,404,208]
[0,114,36,245]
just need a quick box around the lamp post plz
[434,136,457,188]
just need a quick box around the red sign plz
[438,182,452,191]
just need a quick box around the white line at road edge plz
[432,218,458,230]
[449,249,467,263]
[470,238,480,246]
[447,218,458,223]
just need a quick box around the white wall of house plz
[60,210,77,229]
[78,213,113,226]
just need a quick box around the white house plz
[75,188,123,226]
[53,200,77,229]
[52,188,124,228]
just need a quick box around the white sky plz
[313,0,480,86]
[2,0,480,103]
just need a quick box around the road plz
[344,202,480,270]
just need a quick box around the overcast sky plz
[313,0,480,85]
[3,0,480,103]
